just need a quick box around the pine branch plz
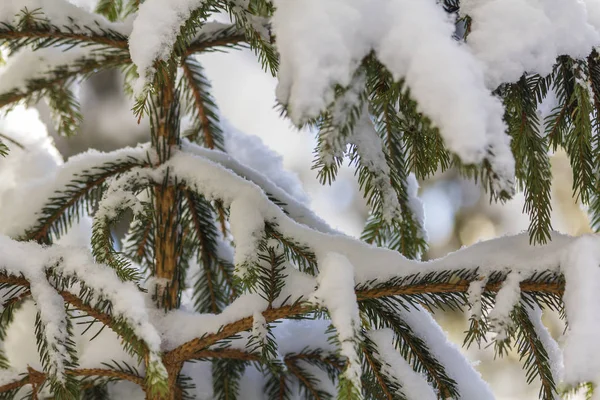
[365,63,427,258]
[95,0,124,22]
[46,84,82,137]
[362,345,399,400]
[180,57,225,150]
[0,51,131,110]
[0,21,128,52]
[513,304,558,400]
[211,358,247,400]
[165,272,564,365]
[360,300,457,398]
[183,191,233,313]
[24,156,147,243]
[184,23,247,56]
[264,223,318,275]
[123,201,156,272]
[0,367,145,396]
[566,67,595,204]
[220,2,278,75]
[284,358,333,400]
[504,75,553,244]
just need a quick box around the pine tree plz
[0,0,599,399]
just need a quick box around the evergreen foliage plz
[0,1,599,400]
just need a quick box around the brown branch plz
[193,348,259,362]
[284,359,323,399]
[181,59,216,149]
[0,375,29,393]
[0,55,132,109]
[0,273,148,357]
[0,30,128,49]
[0,367,144,395]
[356,279,564,301]
[26,162,141,242]
[184,35,247,56]
[71,368,144,387]
[164,303,311,365]
[215,201,228,237]
[166,279,563,364]
[363,350,393,400]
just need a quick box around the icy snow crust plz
[272,0,515,194]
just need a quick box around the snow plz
[367,329,437,400]
[467,277,487,320]
[0,142,148,238]
[0,0,131,34]
[465,0,600,88]
[154,293,268,350]
[0,47,87,96]
[525,304,563,383]
[181,140,334,234]
[272,0,368,123]
[561,235,600,385]
[406,174,427,242]
[223,121,309,205]
[251,311,267,345]
[349,110,401,223]
[273,0,515,193]
[489,271,523,341]
[228,197,265,276]
[128,0,206,95]
[399,306,495,400]
[375,0,511,184]
[95,168,149,222]
[0,235,166,383]
[310,253,361,390]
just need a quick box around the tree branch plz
[165,278,563,364]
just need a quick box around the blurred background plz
[0,2,592,398]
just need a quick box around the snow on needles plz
[561,235,600,385]
[399,306,495,400]
[272,0,515,193]
[367,329,437,400]
[310,253,362,390]
[0,0,131,34]
[488,270,523,340]
[0,47,88,96]
[466,0,600,88]
[0,235,165,380]
[129,0,206,95]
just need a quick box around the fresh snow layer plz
[561,235,600,384]
[0,47,89,96]
[526,304,564,384]
[0,0,131,34]
[0,143,148,238]
[272,0,515,193]
[488,270,523,340]
[349,110,402,224]
[466,0,600,88]
[129,0,206,94]
[399,306,495,400]
[223,121,310,205]
[310,253,361,388]
[367,329,437,400]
